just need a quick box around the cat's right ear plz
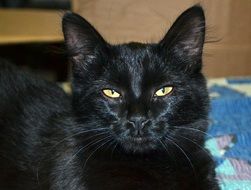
[62,12,108,66]
[159,6,205,73]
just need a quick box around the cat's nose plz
[128,117,150,130]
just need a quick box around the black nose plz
[128,117,150,130]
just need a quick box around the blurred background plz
[0,0,250,81]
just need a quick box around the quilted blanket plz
[206,78,251,190]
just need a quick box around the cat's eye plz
[154,86,173,97]
[102,89,121,99]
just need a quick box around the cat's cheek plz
[150,99,172,118]
[101,95,120,106]
[109,100,128,118]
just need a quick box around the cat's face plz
[63,6,209,153]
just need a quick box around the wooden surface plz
[0,9,64,44]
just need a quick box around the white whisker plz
[164,135,197,178]
[83,138,113,169]
[172,126,214,138]
[175,134,214,162]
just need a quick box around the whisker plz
[175,134,214,162]
[81,135,112,151]
[37,129,108,185]
[157,138,169,154]
[50,128,108,153]
[61,135,112,177]
[110,141,118,159]
[157,139,177,165]
[67,135,111,165]
[172,126,214,139]
[104,139,116,152]
[83,138,113,169]
[82,131,110,142]
[164,135,197,178]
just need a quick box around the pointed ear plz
[159,6,205,72]
[62,12,108,66]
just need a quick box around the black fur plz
[0,6,219,189]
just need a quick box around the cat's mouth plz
[130,137,148,143]
[119,136,157,152]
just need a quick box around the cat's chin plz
[119,137,157,153]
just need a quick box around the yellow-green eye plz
[155,86,173,97]
[102,89,121,98]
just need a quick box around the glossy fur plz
[0,6,219,190]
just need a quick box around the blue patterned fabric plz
[206,78,251,190]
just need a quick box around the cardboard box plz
[73,0,251,77]
[0,9,63,44]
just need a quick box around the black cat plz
[0,6,219,190]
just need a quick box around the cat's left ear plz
[62,12,108,66]
[159,6,205,72]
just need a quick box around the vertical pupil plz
[111,90,114,95]
[162,88,165,93]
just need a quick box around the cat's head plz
[63,6,209,153]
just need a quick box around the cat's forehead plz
[103,43,149,96]
[104,43,171,97]
[111,42,153,66]
[124,42,147,50]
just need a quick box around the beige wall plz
[73,0,251,77]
